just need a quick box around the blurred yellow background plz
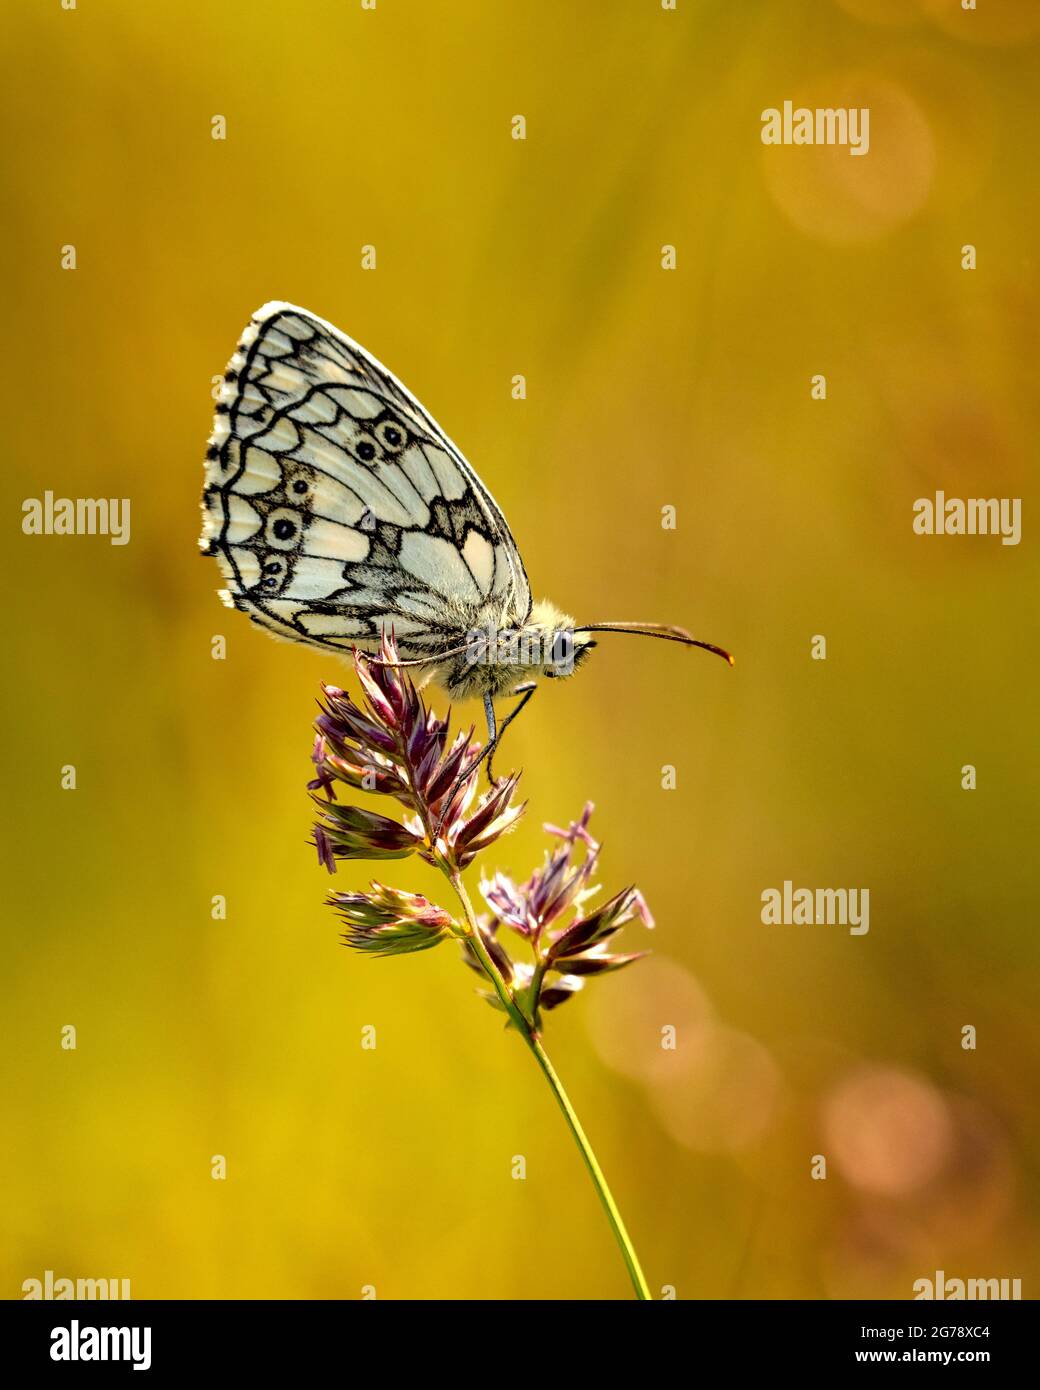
[3,0,1038,1300]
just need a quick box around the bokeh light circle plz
[762,74,935,243]
[824,1066,954,1195]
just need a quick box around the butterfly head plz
[438,601,594,700]
[525,601,597,682]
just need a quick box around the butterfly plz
[200,302,732,777]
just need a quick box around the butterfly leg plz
[432,684,537,841]
[486,682,537,784]
[482,690,498,760]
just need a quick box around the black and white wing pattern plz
[200,302,532,657]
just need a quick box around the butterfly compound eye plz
[549,630,576,674]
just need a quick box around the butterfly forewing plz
[200,302,532,656]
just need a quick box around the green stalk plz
[447,869,652,1301]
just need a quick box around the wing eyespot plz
[283,462,316,500]
[265,509,301,549]
[256,554,290,593]
[376,418,405,452]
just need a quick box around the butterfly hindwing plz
[200,303,532,655]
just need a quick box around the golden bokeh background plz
[3,0,1038,1300]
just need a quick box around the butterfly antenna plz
[574,622,735,666]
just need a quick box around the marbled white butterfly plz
[200,303,731,768]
